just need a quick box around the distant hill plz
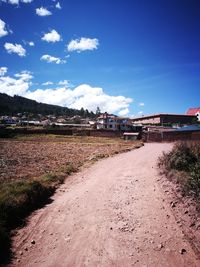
[0,93,95,117]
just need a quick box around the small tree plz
[80,107,85,117]
[96,106,101,116]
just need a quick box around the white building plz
[97,113,132,131]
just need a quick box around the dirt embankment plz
[10,143,200,267]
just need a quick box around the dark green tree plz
[96,106,101,116]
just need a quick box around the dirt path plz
[11,143,200,267]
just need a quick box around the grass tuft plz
[62,163,78,175]
[0,179,54,263]
[158,141,200,199]
[40,173,64,186]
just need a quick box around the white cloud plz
[29,41,34,46]
[21,0,33,3]
[42,81,53,86]
[0,70,132,115]
[58,80,70,86]
[139,102,144,106]
[8,0,19,4]
[26,84,132,115]
[67,37,99,52]
[22,40,34,46]
[41,29,61,42]
[36,7,52,16]
[4,42,26,57]
[3,0,33,4]
[0,19,8,37]
[15,70,33,81]
[0,67,8,76]
[40,54,66,64]
[0,70,33,96]
[138,111,143,115]
[118,108,129,116]
[55,2,61,9]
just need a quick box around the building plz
[97,113,132,131]
[132,113,196,126]
[186,108,200,121]
[0,116,17,125]
[175,125,200,132]
[123,132,139,141]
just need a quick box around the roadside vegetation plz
[0,163,77,264]
[158,141,200,200]
[0,134,143,264]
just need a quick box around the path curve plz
[11,143,200,267]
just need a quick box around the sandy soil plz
[10,143,200,267]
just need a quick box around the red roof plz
[186,108,200,115]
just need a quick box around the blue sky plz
[0,0,199,117]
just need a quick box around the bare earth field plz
[10,143,200,267]
[0,135,140,182]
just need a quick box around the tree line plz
[0,93,97,118]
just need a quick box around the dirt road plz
[11,143,200,267]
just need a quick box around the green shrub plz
[185,162,200,199]
[0,180,53,229]
[158,141,200,199]
[64,164,77,175]
[163,142,196,171]
[60,163,78,175]
[0,161,80,264]
[40,173,64,186]
[0,180,54,264]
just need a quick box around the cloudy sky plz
[0,0,200,117]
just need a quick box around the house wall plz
[197,112,200,121]
[0,127,73,137]
[90,129,122,137]
[97,118,118,130]
[134,117,161,124]
[133,115,196,125]
[119,124,132,131]
[143,130,200,142]
[161,115,196,124]
[97,120,132,131]
[97,115,132,131]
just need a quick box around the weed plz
[59,162,78,175]
[159,142,197,172]
[185,162,200,199]
[158,141,200,200]
[63,164,78,175]
[40,173,64,186]
[0,179,54,264]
